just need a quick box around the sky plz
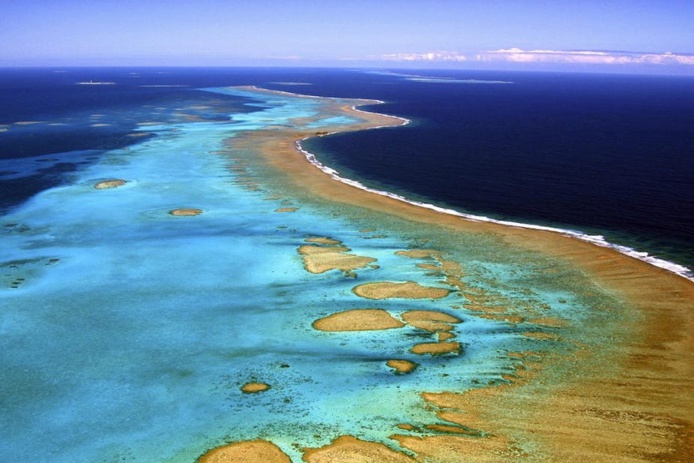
[2,0,693,73]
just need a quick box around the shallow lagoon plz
[1,87,625,461]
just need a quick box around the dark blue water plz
[302,70,694,272]
[0,67,269,212]
[1,67,693,272]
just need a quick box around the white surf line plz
[296,128,693,283]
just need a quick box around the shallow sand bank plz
[298,236,377,274]
[240,382,270,393]
[353,281,451,300]
[94,179,126,189]
[312,309,404,331]
[401,310,461,333]
[303,436,415,463]
[386,359,418,374]
[169,208,203,216]
[410,341,461,356]
[212,87,694,461]
[198,440,290,463]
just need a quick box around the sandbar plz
[312,309,404,331]
[298,238,377,274]
[386,359,418,374]
[169,208,203,216]
[94,179,126,189]
[401,310,461,332]
[198,440,290,463]
[241,382,270,393]
[305,236,342,245]
[410,342,461,356]
[396,249,466,290]
[353,281,451,300]
[303,436,414,463]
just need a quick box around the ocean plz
[0,67,692,461]
[2,67,693,275]
[302,69,694,276]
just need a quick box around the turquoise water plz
[0,88,620,462]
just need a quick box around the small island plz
[386,359,418,374]
[169,208,203,216]
[353,281,451,300]
[312,309,405,331]
[241,382,270,393]
[94,179,127,189]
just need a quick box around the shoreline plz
[213,86,694,461]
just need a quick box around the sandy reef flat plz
[94,179,127,189]
[199,440,291,463]
[353,281,452,300]
[298,236,377,275]
[312,309,405,331]
[240,382,270,393]
[199,86,694,462]
[386,359,418,374]
[169,208,203,216]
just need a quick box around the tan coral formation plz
[240,382,270,393]
[94,179,126,189]
[386,359,418,374]
[437,332,456,342]
[305,236,342,245]
[298,236,377,274]
[410,342,461,356]
[312,309,405,331]
[302,436,415,463]
[198,440,290,463]
[353,281,451,300]
[401,310,461,332]
[395,249,466,290]
[169,208,203,216]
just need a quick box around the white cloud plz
[378,49,694,67]
[380,51,467,62]
[480,48,694,65]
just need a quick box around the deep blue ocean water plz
[2,67,693,273]
[302,69,694,274]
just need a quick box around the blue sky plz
[2,0,692,72]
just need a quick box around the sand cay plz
[169,208,203,216]
[312,309,405,331]
[298,236,377,275]
[303,436,415,463]
[200,436,417,463]
[240,382,270,393]
[205,87,694,461]
[353,281,451,300]
[410,341,461,356]
[94,179,126,189]
[401,310,461,332]
[198,440,291,463]
[386,359,418,374]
